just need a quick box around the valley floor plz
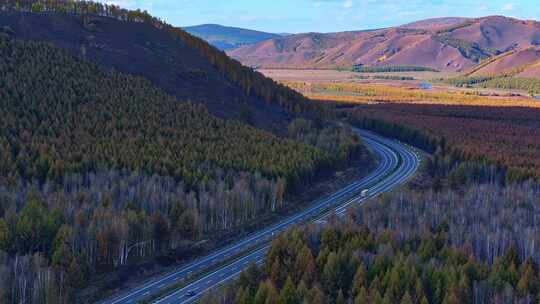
[260,69,540,108]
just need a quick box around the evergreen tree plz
[280,276,300,304]
[400,291,414,304]
[254,281,269,304]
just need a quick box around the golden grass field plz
[284,81,540,108]
[260,69,540,108]
[259,68,456,82]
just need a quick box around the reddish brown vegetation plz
[349,103,540,177]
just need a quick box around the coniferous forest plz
[0,33,365,303]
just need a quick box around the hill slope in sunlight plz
[229,16,540,72]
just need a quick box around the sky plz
[103,0,540,33]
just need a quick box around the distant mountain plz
[229,16,540,72]
[183,24,281,50]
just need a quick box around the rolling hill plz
[183,23,281,50]
[229,16,540,72]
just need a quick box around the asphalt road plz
[102,129,421,304]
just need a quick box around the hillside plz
[229,16,540,72]
[401,17,470,30]
[0,32,358,303]
[183,24,280,50]
[0,8,312,131]
[467,47,540,76]
[518,61,540,77]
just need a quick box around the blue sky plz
[104,0,539,33]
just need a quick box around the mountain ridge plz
[228,15,540,72]
[183,23,281,50]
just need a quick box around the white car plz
[361,189,369,198]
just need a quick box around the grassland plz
[258,69,456,82]
[284,81,540,108]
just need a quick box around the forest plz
[445,76,540,95]
[352,65,438,73]
[203,181,540,304]
[0,0,317,115]
[0,35,366,303]
[347,103,540,182]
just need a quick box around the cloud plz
[502,3,515,11]
[98,0,153,10]
[343,0,354,8]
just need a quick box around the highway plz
[102,129,421,304]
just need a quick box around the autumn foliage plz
[348,103,540,179]
[285,81,540,108]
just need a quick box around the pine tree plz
[280,276,299,304]
[236,287,253,304]
[352,263,367,297]
[336,289,345,304]
[371,289,383,304]
[265,280,280,304]
[308,286,326,304]
[458,273,471,303]
[400,291,414,304]
[0,219,12,253]
[254,282,269,304]
[382,290,393,304]
[296,280,309,300]
[355,287,369,304]
[517,262,538,297]
[67,258,85,288]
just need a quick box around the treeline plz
[0,36,367,303]
[480,77,540,95]
[347,104,540,184]
[444,75,540,95]
[205,182,540,303]
[443,76,495,88]
[0,0,317,114]
[288,119,365,167]
[348,116,440,154]
[347,114,489,189]
[353,65,438,73]
[355,75,416,81]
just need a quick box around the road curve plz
[101,129,421,304]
